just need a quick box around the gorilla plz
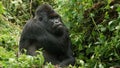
[19,4,75,67]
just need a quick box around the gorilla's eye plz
[39,17,43,21]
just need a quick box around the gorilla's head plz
[34,4,66,36]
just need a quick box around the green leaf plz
[0,2,5,14]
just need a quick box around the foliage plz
[55,0,120,67]
[0,0,120,68]
[0,47,44,68]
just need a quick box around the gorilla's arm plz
[59,41,75,66]
[19,19,43,55]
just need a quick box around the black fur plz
[19,4,75,67]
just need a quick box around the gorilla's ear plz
[34,16,42,21]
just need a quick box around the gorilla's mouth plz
[52,24,63,29]
[57,24,63,28]
[52,24,64,36]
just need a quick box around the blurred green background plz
[0,0,120,68]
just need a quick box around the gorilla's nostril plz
[55,22,58,23]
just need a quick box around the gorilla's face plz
[49,17,63,29]
[46,17,65,36]
[35,5,66,36]
[48,17,65,36]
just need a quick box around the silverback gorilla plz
[19,4,75,67]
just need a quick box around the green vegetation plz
[0,0,120,68]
